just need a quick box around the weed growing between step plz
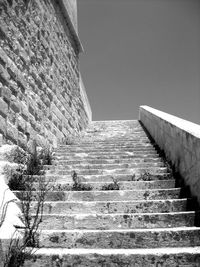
[130,171,152,181]
[2,144,53,267]
[65,135,81,145]
[71,171,93,191]
[101,177,120,190]
[137,171,152,181]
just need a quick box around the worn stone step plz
[54,152,159,159]
[57,146,154,153]
[37,211,195,230]
[55,148,157,156]
[15,188,181,202]
[23,247,200,267]
[46,162,165,172]
[47,167,168,176]
[39,227,200,248]
[79,139,151,145]
[55,153,160,161]
[40,179,175,191]
[44,172,173,183]
[60,142,152,149]
[53,157,162,165]
[60,138,149,145]
[30,199,188,215]
[79,137,149,141]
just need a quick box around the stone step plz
[41,179,176,191]
[44,172,173,183]
[55,148,157,156]
[39,227,200,249]
[81,137,149,140]
[46,162,165,171]
[47,167,168,176]
[30,199,188,214]
[55,153,160,160]
[37,211,195,230]
[23,247,200,266]
[53,157,162,165]
[57,146,154,153]
[15,188,181,202]
[83,137,149,140]
[60,142,152,149]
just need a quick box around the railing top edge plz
[140,105,200,139]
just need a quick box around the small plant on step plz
[71,171,92,191]
[131,173,136,181]
[4,146,27,165]
[101,177,120,190]
[39,146,53,166]
[65,135,80,145]
[137,170,152,181]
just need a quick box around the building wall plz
[61,0,78,31]
[0,0,91,149]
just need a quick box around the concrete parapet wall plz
[139,105,200,203]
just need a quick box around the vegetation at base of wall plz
[1,143,53,267]
[101,177,120,190]
[5,146,27,165]
[65,135,81,145]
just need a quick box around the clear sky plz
[78,0,200,124]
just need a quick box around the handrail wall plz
[139,105,200,203]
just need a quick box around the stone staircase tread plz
[35,211,195,216]
[48,179,174,184]
[55,156,159,160]
[47,163,165,170]
[14,188,181,192]
[36,198,189,204]
[38,212,195,229]
[38,227,200,248]
[47,167,169,176]
[44,180,176,190]
[28,246,200,255]
[40,226,200,233]
[53,159,163,164]
[17,188,181,202]
[16,120,200,265]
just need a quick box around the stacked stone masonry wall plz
[0,0,90,149]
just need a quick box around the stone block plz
[0,116,6,135]
[17,116,26,133]
[10,98,21,114]
[0,0,90,149]
[6,122,18,144]
[0,97,8,118]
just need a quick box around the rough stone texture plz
[139,105,200,204]
[30,198,187,215]
[21,120,200,266]
[24,248,200,267]
[39,228,200,248]
[0,0,90,149]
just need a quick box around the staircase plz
[24,120,200,266]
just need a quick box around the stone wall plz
[139,105,200,204]
[0,0,91,149]
[60,0,78,32]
